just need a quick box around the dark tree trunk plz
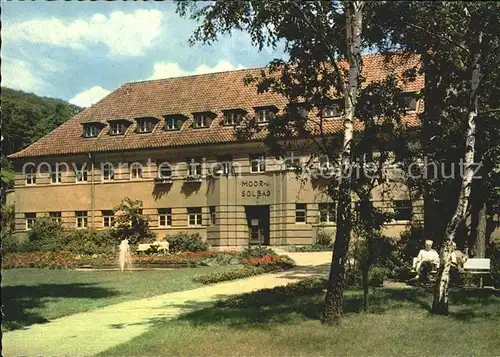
[323,189,352,325]
[474,201,487,258]
[362,265,369,312]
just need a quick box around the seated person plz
[413,240,440,281]
[449,246,468,283]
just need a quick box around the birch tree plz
[176,0,417,323]
[374,1,500,313]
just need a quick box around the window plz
[187,157,202,177]
[51,168,62,184]
[49,212,62,224]
[223,111,243,126]
[130,163,143,179]
[102,210,115,228]
[158,208,172,227]
[110,122,126,135]
[295,204,307,223]
[75,168,88,182]
[401,92,417,111]
[165,116,183,131]
[194,114,209,128]
[215,155,233,175]
[188,207,202,226]
[323,101,344,117]
[319,203,336,223]
[250,154,266,173]
[394,200,413,221]
[84,125,99,138]
[256,108,275,123]
[136,118,155,133]
[209,206,216,225]
[102,163,114,181]
[158,163,172,179]
[25,213,36,230]
[25,166,36,185]
[284,151,301,169]
[76,211,88,228]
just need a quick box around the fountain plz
[119,238,132,271]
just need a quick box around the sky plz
[1,1,285,107]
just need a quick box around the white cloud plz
[148,60,246,80]
[4,10,163,56]
[69,86,111,107]
[2,59,44,92]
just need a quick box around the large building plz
[7,54,424,248]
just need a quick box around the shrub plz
[239,246,277,259]
[194,266,265,284]
[285,244,331,252]
[28,216,65,251]
[195,254,295,284]
[112,198,156,245]
[216,276,327,308]
[165,232,209,253]
[199,253,241,267]
[369,266,387,287]
[64,229,117,255]
[316,229,333,246]
[488,243,500,288]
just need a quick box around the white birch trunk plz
[323,1,363,325]
[432,46,481,314]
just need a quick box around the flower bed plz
[194,255,296,284]
[1,251,241,269]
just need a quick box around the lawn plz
[99,283,500,356]
[2,266,236,331]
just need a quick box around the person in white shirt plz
[414,240,440,281]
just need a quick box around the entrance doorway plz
[245,205,270,245]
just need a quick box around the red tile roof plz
[9,53,423,159]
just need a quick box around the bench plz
[411,257,491,287]
[463,258,491,288]
[136,241,170,254]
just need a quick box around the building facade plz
[7,54,424,248]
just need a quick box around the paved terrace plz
[3,252,332,357]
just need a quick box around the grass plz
[99,282,500,356]
[2,266,235,331]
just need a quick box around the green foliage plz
[1,87,82,157]
[28,216,65,252]
[199,253,241,267]
[239,246,277,259]
[316,229,333,246]
[165,232,209,253]
[194,266,266,284]
[63,229,117,255]
[368,266,387,287]
[285,244,331,252]
[112,198,156,245]
[2,251,81,269]
[216,276,327,308]
[489,243,500,289]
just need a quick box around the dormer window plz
[193,112,215,128]
[84,124,100,138]
[323,100,344,117]
[401,92,418,111]
[223,110,245,126]
[136,118,157,133]
[165,115,186,131]
[255,106,277,123]
[110,122,127,135]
